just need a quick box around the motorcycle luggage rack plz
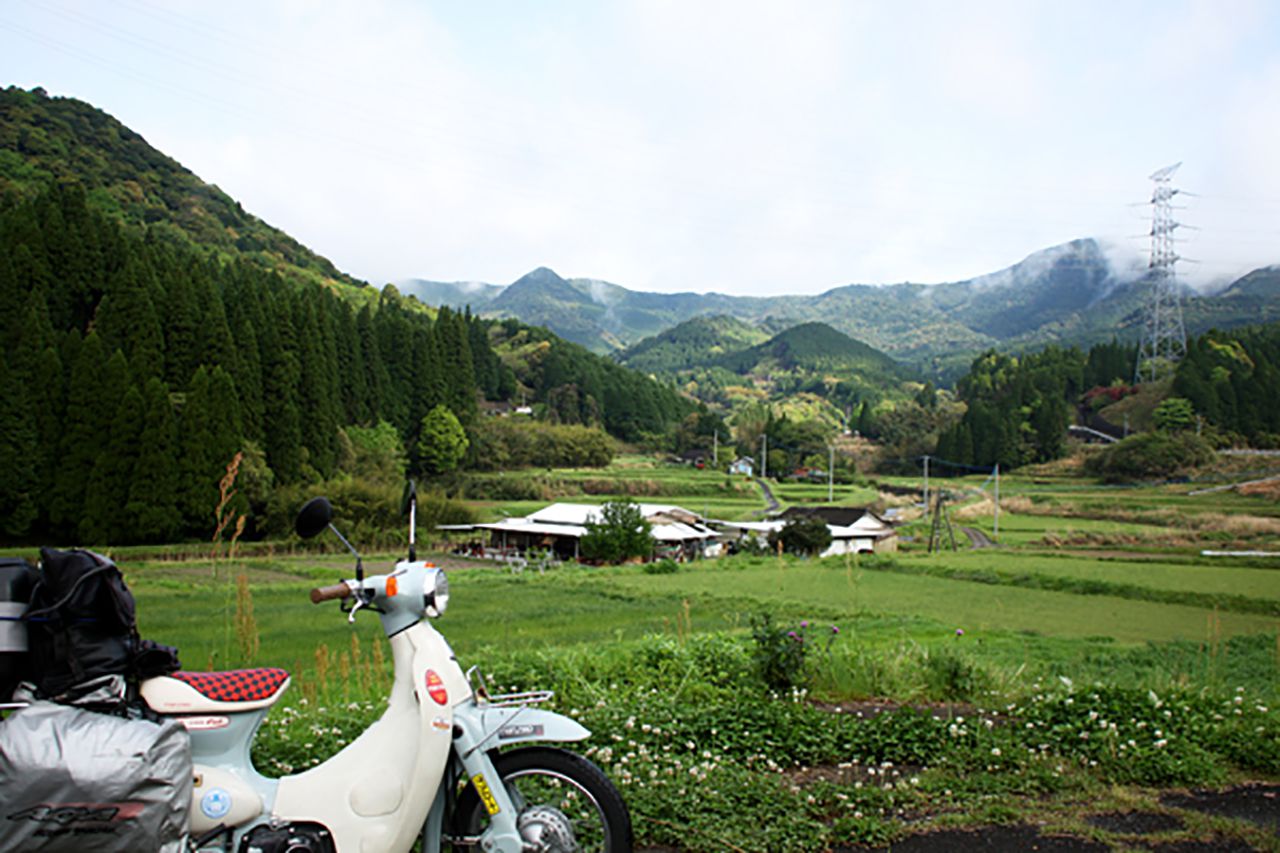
[466,667,553,708]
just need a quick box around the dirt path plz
[958,525,996,548]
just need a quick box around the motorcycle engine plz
[238,821,336,853]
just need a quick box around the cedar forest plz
[0,184,692,543]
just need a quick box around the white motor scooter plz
[140,489,633,852]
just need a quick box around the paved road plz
[753,478,780,516]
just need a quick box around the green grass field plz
[105,459,1280,851]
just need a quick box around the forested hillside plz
[0,85,362,294]
[617,315,769,374]
[0,185,691,543]
[934,341,1136,470]
[488,318,694,440]
[1173,323,1280,445]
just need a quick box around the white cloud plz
[3,0,1277,295]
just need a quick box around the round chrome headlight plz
[425,568,449,618]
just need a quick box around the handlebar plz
[310,583,354,604]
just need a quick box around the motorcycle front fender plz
[460,703,592,751]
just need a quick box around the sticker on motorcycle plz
[471,774,501,816]
[200,788,233,820]
[431,716,451,732]
[425,669,448,705]
[498,724,544,740]
[179,715,230,731]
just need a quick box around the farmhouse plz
[717,505,898,556]
[452,502,723,563]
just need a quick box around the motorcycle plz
[81,489,631,852]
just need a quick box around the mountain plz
[399,267,769,353]
[617,315,770,374]
[714,322,913,381]
[0,85,365,294]
[1184,266,1280,331]
[405,241,1280,381]
[398,240,1142,365]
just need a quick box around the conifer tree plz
[163,274,202,387]
[191,264,238,377]
[229,314,265,443]
[95,256,165,382]
[81,380,143,544]
[374,292,413,433]
[49,332,110,531]
[334,305,371,423]
[357,305,389,420]
[436,306,477,424]
[295,289,341,477]
[259,290,303,481]
[128,377,182,542]
[0,355,39,538]
[178,367,216,529]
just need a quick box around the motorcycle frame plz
[179,562,589,853]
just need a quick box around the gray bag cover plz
[0,701,191,852]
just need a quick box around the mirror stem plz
[327,523,363,581]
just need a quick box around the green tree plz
[415,404,469,476]
[0,355,39,537]
[856,400,874,438]
[767,516,832,557]
[1152,397,1196,433]
[343,420,408,485]
[49,332,112,530]
[81,381,144,544]
[127,377,182,541]
[580,501,653,564]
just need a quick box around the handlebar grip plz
[310,583,353,604]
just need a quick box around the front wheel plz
[450,746,633,852]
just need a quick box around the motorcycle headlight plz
[425,569,449,618]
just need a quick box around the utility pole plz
[993,463,1000,541]
[1134,162,1189,383]
[922,455,930,513]
[761,434,768,479]
[828,445,834,503]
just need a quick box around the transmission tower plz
[1134,162,1188,383]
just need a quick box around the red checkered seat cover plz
[170,668,290,704]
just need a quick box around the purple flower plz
[831,626,840,634]
[787,631,799,640]
[955,628,965,637]
[800,620,810,629]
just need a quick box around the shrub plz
[1084,431,1214,482]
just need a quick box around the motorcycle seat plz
[141,668,291,714]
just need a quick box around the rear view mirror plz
[296,497,333,539]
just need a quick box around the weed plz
[920,645,986,701]
[644,558,678,575]
[234,572,259,665]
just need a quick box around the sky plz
[3,0,1279,296]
